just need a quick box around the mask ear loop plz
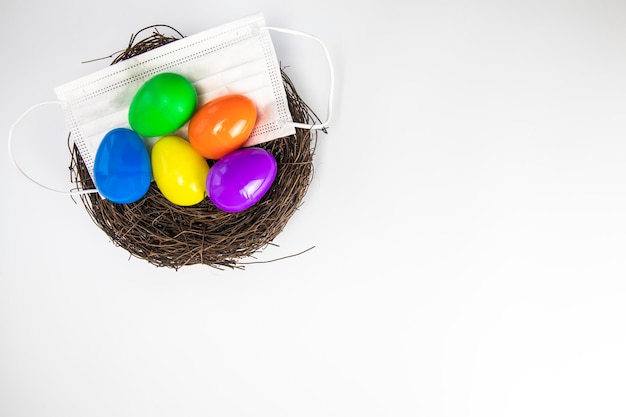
[8,101,100,196]
[263,26,335,130]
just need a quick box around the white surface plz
[2,1,626,416]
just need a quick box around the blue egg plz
[94,128,151,204]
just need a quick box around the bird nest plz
[69,25,322,270]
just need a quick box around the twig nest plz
[69,26,321,270]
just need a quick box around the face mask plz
[8,13,334,196]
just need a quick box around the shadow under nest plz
[69,25,323,270]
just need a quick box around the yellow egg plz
[151,135,210,206]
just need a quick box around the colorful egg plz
[188,94,257,160]
[128,72,197,137]
[207,147,277,213]
[151,135,210,206]
[93,128,151,204]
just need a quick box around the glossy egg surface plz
[151,135,210,206]
[128,72,197,137]
[93,128,151,204]
[188,94,257,160]
[207,147,277,213]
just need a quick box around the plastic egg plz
[128,73,197,137]
[93,128,151,204]
[188,94,257,160]
[207,147,277,213]
[151,135,210,206]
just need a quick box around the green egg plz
[128,72,197,137]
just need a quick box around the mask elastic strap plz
[8,101,100,196]
[263,26,335,130]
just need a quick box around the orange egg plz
[188,94,257,160]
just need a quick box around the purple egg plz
[207,147,277,213]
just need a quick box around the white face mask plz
[9,13,334,196]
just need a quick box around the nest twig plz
[69,25,321,270]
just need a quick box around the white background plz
[2,1,626,416]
